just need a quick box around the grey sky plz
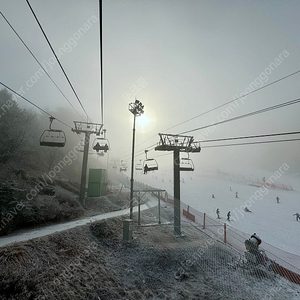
[1,0,300,176]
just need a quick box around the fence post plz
[158,191,161,224]
[224,223,227,243]
[203,213,206,229]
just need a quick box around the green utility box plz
[87,169,108,197]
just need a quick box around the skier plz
[212,194,215,198]
[227,211,231,221]
[216,208,220,219]
[276,196,280,203]
[293,213,300,221]
[235,192,238,198]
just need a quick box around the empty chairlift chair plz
[143,150,158,174]
[92,129,110,153]
[179,154,194,171]
[120,160,127,172]
[135,159,143,171]
[40,117,66,147]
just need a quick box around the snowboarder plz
[276,196,280,203]
[227,211,231,221]
[216,208,220,219]
[212,194,215,198]
[235,192,238,198]
[244,207,251,212]
[293,213,300,221]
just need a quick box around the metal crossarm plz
[72,121,103,135]
[155,133,200,236]
[155,133,201,152]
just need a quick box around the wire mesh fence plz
[129,190,300,299]
[144,190,300,286]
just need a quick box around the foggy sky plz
[1,0,300,177]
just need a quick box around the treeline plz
[0,89,84,181]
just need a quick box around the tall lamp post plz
[128,99,144,219]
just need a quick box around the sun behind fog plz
[136,107,157,133]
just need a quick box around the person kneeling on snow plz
[244,207,251,212]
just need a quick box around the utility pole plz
[155,133,200,235]
[128,99,144,219]
[72,121,103,206]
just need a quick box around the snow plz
[132,169,300,257]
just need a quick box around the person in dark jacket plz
[227,211,231,221]
[216,208,220,219]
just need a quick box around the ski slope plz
[131,169,300,256]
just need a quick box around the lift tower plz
[155,133,201,235]
[72,121,103,206]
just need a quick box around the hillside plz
[1,200,300,300]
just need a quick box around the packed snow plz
[131,168,300,256]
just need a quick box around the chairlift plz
[135,159,143,171]
[120,160,127,172]
[110,159,118,169]
[180,153,194,171]
[143,150,158,174]
[92,129,110,153]
[40,117,66,147]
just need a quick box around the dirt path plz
[0,197,157,248]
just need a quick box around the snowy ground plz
[129,168,300,257]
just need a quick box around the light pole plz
[128,99,144,219]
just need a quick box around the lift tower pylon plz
[72,121,103,206]
[155,133,201,235]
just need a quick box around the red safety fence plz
[162,190,300,283]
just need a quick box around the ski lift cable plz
[198,130,300,143]
[0,81,72,129]
[25,0,91,122]
[131,98,300,159]
[0,12,85,121]
[119,143,157,160]
[123,130,300,162]
[99,0,104,124]
[163,69,300,133]
[179,97,300,135]
[121,68,300,156]
[201,138,300,149]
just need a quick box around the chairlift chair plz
[143,150,158,173]
[120,160,127,172]
[135,159,143,171]
[179,154,194,171]
[40,117,66,147]
[92,129,110,153]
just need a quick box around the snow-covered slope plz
[132,169,300,256]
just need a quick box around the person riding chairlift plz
[144,164,149,174]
